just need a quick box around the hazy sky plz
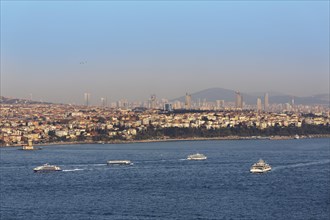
[1,1,329,104]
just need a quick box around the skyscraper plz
[150,94,156,109]
[264,93,269,111]
[291,96,295,112]
[84,93,90,106]
[164,103,173,112]
[216,100,225,109]
[291,97,295,106]
[185,93,192,110]
[235,91,243,109]
[257,98,262,112]
[241,94,244,109]
[100,97,105,107]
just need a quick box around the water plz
[1,139,329,220]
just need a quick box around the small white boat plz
[34,163,62,172]
[107,160,133,165]
[187,153,207,160]
[250,159,271,173]
[21,140,42,150]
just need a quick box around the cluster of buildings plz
[0,103,329,146]
[79,92,327,114]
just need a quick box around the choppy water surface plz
[1,139,329,219]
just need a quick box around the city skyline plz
[1,1,329,104]
[1,87,328,106]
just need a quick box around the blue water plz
[1,139,329,220]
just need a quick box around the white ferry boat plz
[107,160,133,165]
[33,164,62,172]
[187,153,207,160]
[250,159,271,173]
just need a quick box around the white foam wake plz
[91,164,107,167]
[62,168,84,172]
[272,159,330,171]
[62,163,107,167]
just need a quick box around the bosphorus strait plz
[1,139,329,219]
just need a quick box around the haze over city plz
[1,2,330,219]
[1,1,329,104]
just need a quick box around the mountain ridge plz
[0,96,52,105]
[171,88,329,105]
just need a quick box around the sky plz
[1,1,329,104]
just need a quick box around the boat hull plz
[20,148,42,151]
[250,168,271,173]
[187,157,207,160]
[34,169,61,173]
[107,160,133,165]
[187,153,207,160]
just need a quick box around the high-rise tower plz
[185,93,192,110]
[84,93,90,106]
[257,98,262,112]
[291,96,295,106]
[264,93,269,111]
[101,97,105,107]
[235,91,243,109]
[150,94,156,109]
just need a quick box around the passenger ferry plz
[107,160,133,165]
[33,164,62,172]
[187,153,207,160]
[250,159,272,173]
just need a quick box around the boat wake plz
[272,159,330,171]
[62,168,84,172]
[63,163,107,167]
[61,163,107,171]
[138,159,178,163]
[90,164,107,167]
[0,166,26,169]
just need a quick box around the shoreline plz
[1,134,329,148]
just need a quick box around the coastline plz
[2,134,330,148]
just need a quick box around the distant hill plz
[313,93,329,102]
[269,95,328,105]
[172,88,256,104]
[172,88,329,105]
[172,88,233,102]
[0,96,52,105]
